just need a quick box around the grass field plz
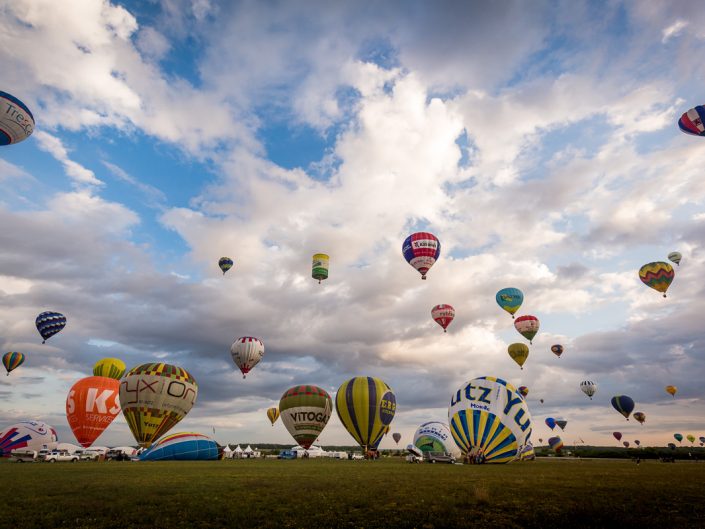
[1,457,704,528]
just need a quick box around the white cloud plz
[33,130,103,186]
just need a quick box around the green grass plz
[1,458,704,528]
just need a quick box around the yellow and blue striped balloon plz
[2,352,25,376]
[335,376,396,450]
[93,357,126,380]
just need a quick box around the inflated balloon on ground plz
[138,432,219,461]
[412,421,460,458]
[66,376,120,447]
[336,376,396,451]
[0,421,57,455]
[279,385,332,449]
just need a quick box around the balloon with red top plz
[402,232,440,280]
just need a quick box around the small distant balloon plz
[431,304,455,333]
[674,433,683,443]
[700,436,705,444]
[611,395,635,420]
[514,315,540,344]
[267,407,280,426]
[638,262,674,298]
[539,399,544,404]
[35,311,67,343]
[580,380,597,400]
[623,441,630,448]
[0,91,34,146]
[632,412,646,425]
[93,358,126,380]
[634,440,641,447]
[495,288,523,318]
[548,436,563,453]
[665,385,677,398]
[518,386,529,398]
[402,232,440,280]
[613,432,622,442]
[508,343,529,369]
[312,254,329,284]
[555,419,567,431]
[538,438,543,443]
[392,432,401,445]
[678,105,705,136]
[667,252,682,266]
[218,257,234,275]
[550,344,563,358]
[2,352,25,376]
[686,434,696,444]
[667,442,676,450]
[545,417,556,431]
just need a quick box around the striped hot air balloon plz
[548,436,563,453]
[2,352,25,376]
[667,252,682,266]
[35,311,67,343]
[335,376,396,451]
[0,91,34,146]
[230,337,264,378]
[279,385,332,449]
[514,315,539,344]
[431,304,455,332]
[266,407,280,426]
[638,262,674,298]
[580,380,597,400]
[93,358,126,380]
[678,105,705,136]
[402,232,440,280]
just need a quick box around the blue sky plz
[0,0,704,451]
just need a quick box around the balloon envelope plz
[507,343,529,369]
[93,358,126,380]
[634,440,640,446]
[550,344,563,357]
[514,315,539,343]
[138,432,219,461]
[623,441,630,448]
[0,421,58,455]
[431,304,455,332]
[413,421,460,458]
[2,352,25,375]
[611,395,635,420]
[545,418,556,430]
[495,288,523,318]
[613,432,622,441]
[518,386,529,398]
[0,91,34,145]
[267,407,280,426]
[230,337,264,378]
[279,385,332,449]
[392,433,401,445]
[555,419,567,431]
[687,434,696,444]
[402,232,440,280]
[632,412,646,424]
[674,433,683,443]
[335,376,396,450]
[35,311,67,343]
[448,376,532,464]
[665,385,677,398]
[667,443,676,450]
[218,257,234,275]
[580,380,597,399]
[119,363,198,447]
[667,252,682,266]
[66,376,120,447]
[548,436,563,452]
[678,105,705,136]
[312,254,329,283]
[638,262,674,297]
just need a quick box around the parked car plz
[10,449,38,462]
[424,451,456,464]
[42,450,79,463]
[405,453,423,463]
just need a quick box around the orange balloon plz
[66,376,121,448]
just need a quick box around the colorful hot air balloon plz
[35,311,67,343]
[638,262,674,298]
[555,419,567,431]
[514,315,539,344]
[0,421,57,456]
[413,421,461,458]
[611,395,635,420]
[623,441,630,448]
[495,288,523,318]
[267,407,280,426]
[312,254,329,284]
[448,376,532,464]
[674,433,683,443]
[687,434,696,444]
[230,337,264,378]
[218,257,234,275]
[545,417,556,431]
[668,252,682,266]
[665,385,677,398]
[613,432,622,442]
[93,358,126,380]
[508,343,529,369]
[518,386,529,398]
[633,412,646,424]
[119,363,198,448]
[279,385,332,449]
[0,91,34,146]
[431,304,455,332]
[550,344,563,358]
[335,376,396,451]
[580,380,597,400]
[66,376,120,448]
[548,436,563,453]
[678,105,705,136]
[392,433,401,445]
[402,232,440,280]
[2,352,25,376]
[138,432,219,461]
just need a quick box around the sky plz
[1,0,704,450]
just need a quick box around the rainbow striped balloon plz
[638,261,674,297]
[2,352,25,375]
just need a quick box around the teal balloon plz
[674,433,683,443]
[495,288,523,318]
[610,395,634,420]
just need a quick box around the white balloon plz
[413,421,461,458]
[580,380,597,400]
[0,420,58,454]
[230,336,264,378]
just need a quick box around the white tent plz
[223,445,232,459]
[233,445,243,458]
[244,445,253,454]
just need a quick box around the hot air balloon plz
[518,386,529,398]
[665,385,677,398]
[267,407,280,426]
[700,436,705,445]
[279,385,332,449]
[545,418,556,430]
[538,438,543,443]
[35,311,66,343]
[392,433,401,445]
[413,421,460,458]
[138,432,220,461]
[668,442,676,450]
[634,440,641,447]
[580,380,597,400]
[0,421,57,456]
[218,257,234,275]
[66,376,120,447]
[448,376,532,464]
[611,395,635,420]
[678,105,705,136]
[674,433,683,443]
[119,363,198,448]
[613,432,622,442]
[431,304,455,332]
[508,343,529,369]
[548,436,563,453]
[230,337,264,378]
[514,315,539,344]
[93,358,126,380]
[623,441,630,448]
[687,434,696,444]
[2,352,25,376]
[402,232,440,280]
[550,344,563,358]
[336,376,396,451]
[555,419,567,431]
[0,91,34,146]
[495,288,523,318]
[312,254,329,284]
[539,399,544,404]
[638,262,674,298]
[667,252,682,266]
